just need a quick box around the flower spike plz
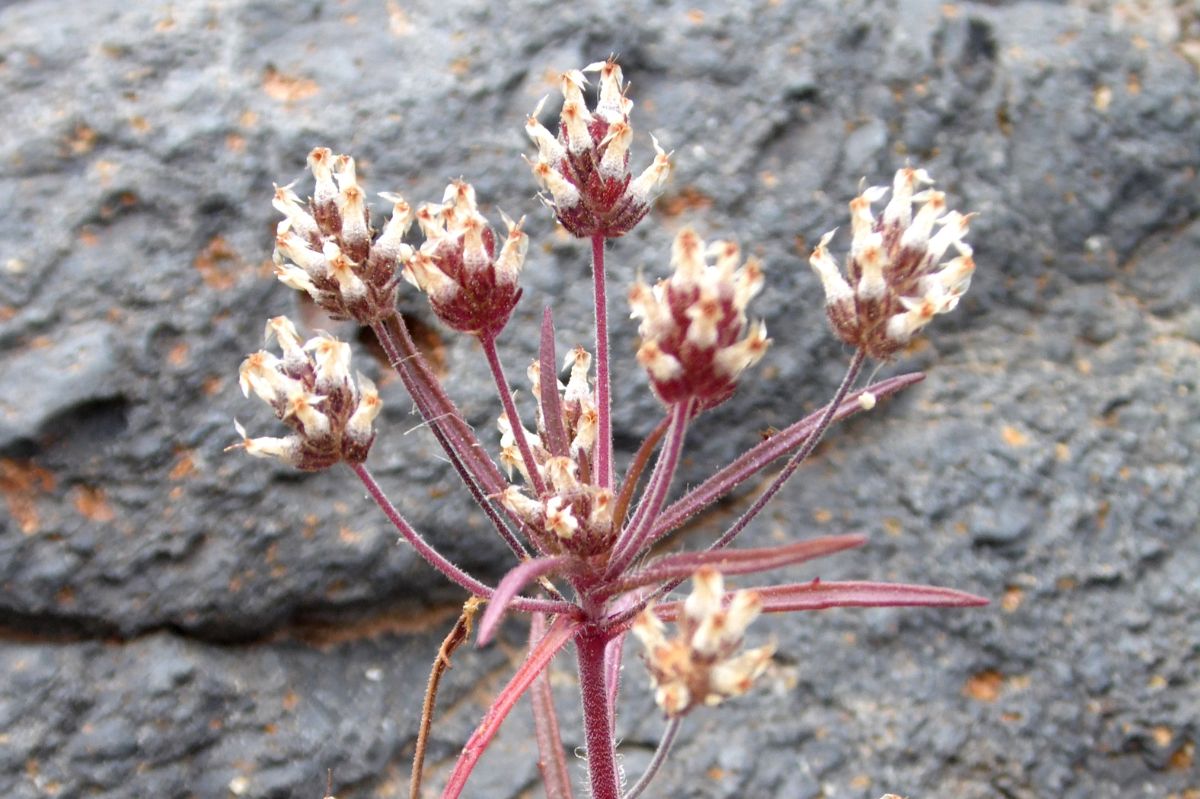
[810,167,976,359]
[525,57,671,238]
[630,228,770,408]
[231,317,380,470]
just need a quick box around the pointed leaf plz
[654,373,924,537]
[754,580,989,613]
[606,535,866,595]
[539,307,570,457]
[440,615,580,799]
[652,580,987,622]
[529,613,575,799]
[478,555,571,645]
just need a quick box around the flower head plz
[497,347,613,557]
[525,58,671,238]
[809,167,975,359]
[272,148,415,324]
[630,228,770,407]
[405,180,526,337]
[632,567,774,717]
[231,316,380,470]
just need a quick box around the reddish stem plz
[439,616,580,799]
[648,372,921,542]
[576,627,621,799]
[705,350,866,554]
[482,333,548,497]
[372,316,532,560]
[611,414,670,532]
[591,234,613,490]
[351,463,570,615]
[607,399,693,576]
[529,613,575,799]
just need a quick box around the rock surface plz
[1,0,1197,797]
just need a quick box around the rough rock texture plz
[1,0,1197,797]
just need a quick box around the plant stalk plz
[608,399,693,576]
[482,334,548,497]
[591,234,614,490]
[351,463,570,615]
[706,350,866,553]
[577,627,622,799]
[622,717,681,799]
[372,316,532,560]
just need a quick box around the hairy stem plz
[608,399,693,577]
[622,717,681,799]
[592,234,613,490]
[372,316,532,560]
[647,373,920,543]
[603,351,868,629]
[482,333,548,496]
[411,598,482,799]
[529,613,575,799]
[374,314,504,491]
[351,463,571,615]
[577,628,622,799]
[705,350,866,553]
[611,415,671,532]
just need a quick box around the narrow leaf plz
[529,613,575,799]
[754,580,989,613]
[654,373,924,536]
[606,535,866,595]
[478,555,570,646]
[440,615,580,799]
[539,307,570,458]
[653,580,987,622]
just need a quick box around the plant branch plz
[703,350,866,554]
[411,597,483,799]
[483,333,548,497]
[529,613,576,799]
[648,372,921,541]
[592,234,614,490]
[607,399,694,577]
[351,463,572,615]
[611,415,671,532]
[372,316,533,560]
[622,717,681,799]
[603,352,870,630]
[351,462,493,598]
[439,615,580,799]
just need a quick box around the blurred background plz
[0,0,1197,797]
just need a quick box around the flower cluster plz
[405,180,528,338]
[809,167,975,359]
[526,59,671,238]
[272,148,414,325]
[632,567,774,718]
[232,56,987,799]
[233,317,380,470]
[629,228,770,407]
[498,347,615,556]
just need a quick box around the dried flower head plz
[405,180,527,338]
[632,567,774,717]
[232,316,380,470]
[525,58,671,238]
[809,167,975,359]
[273,148,414,324]
[629,228,770,407]
[497,347,614,556]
